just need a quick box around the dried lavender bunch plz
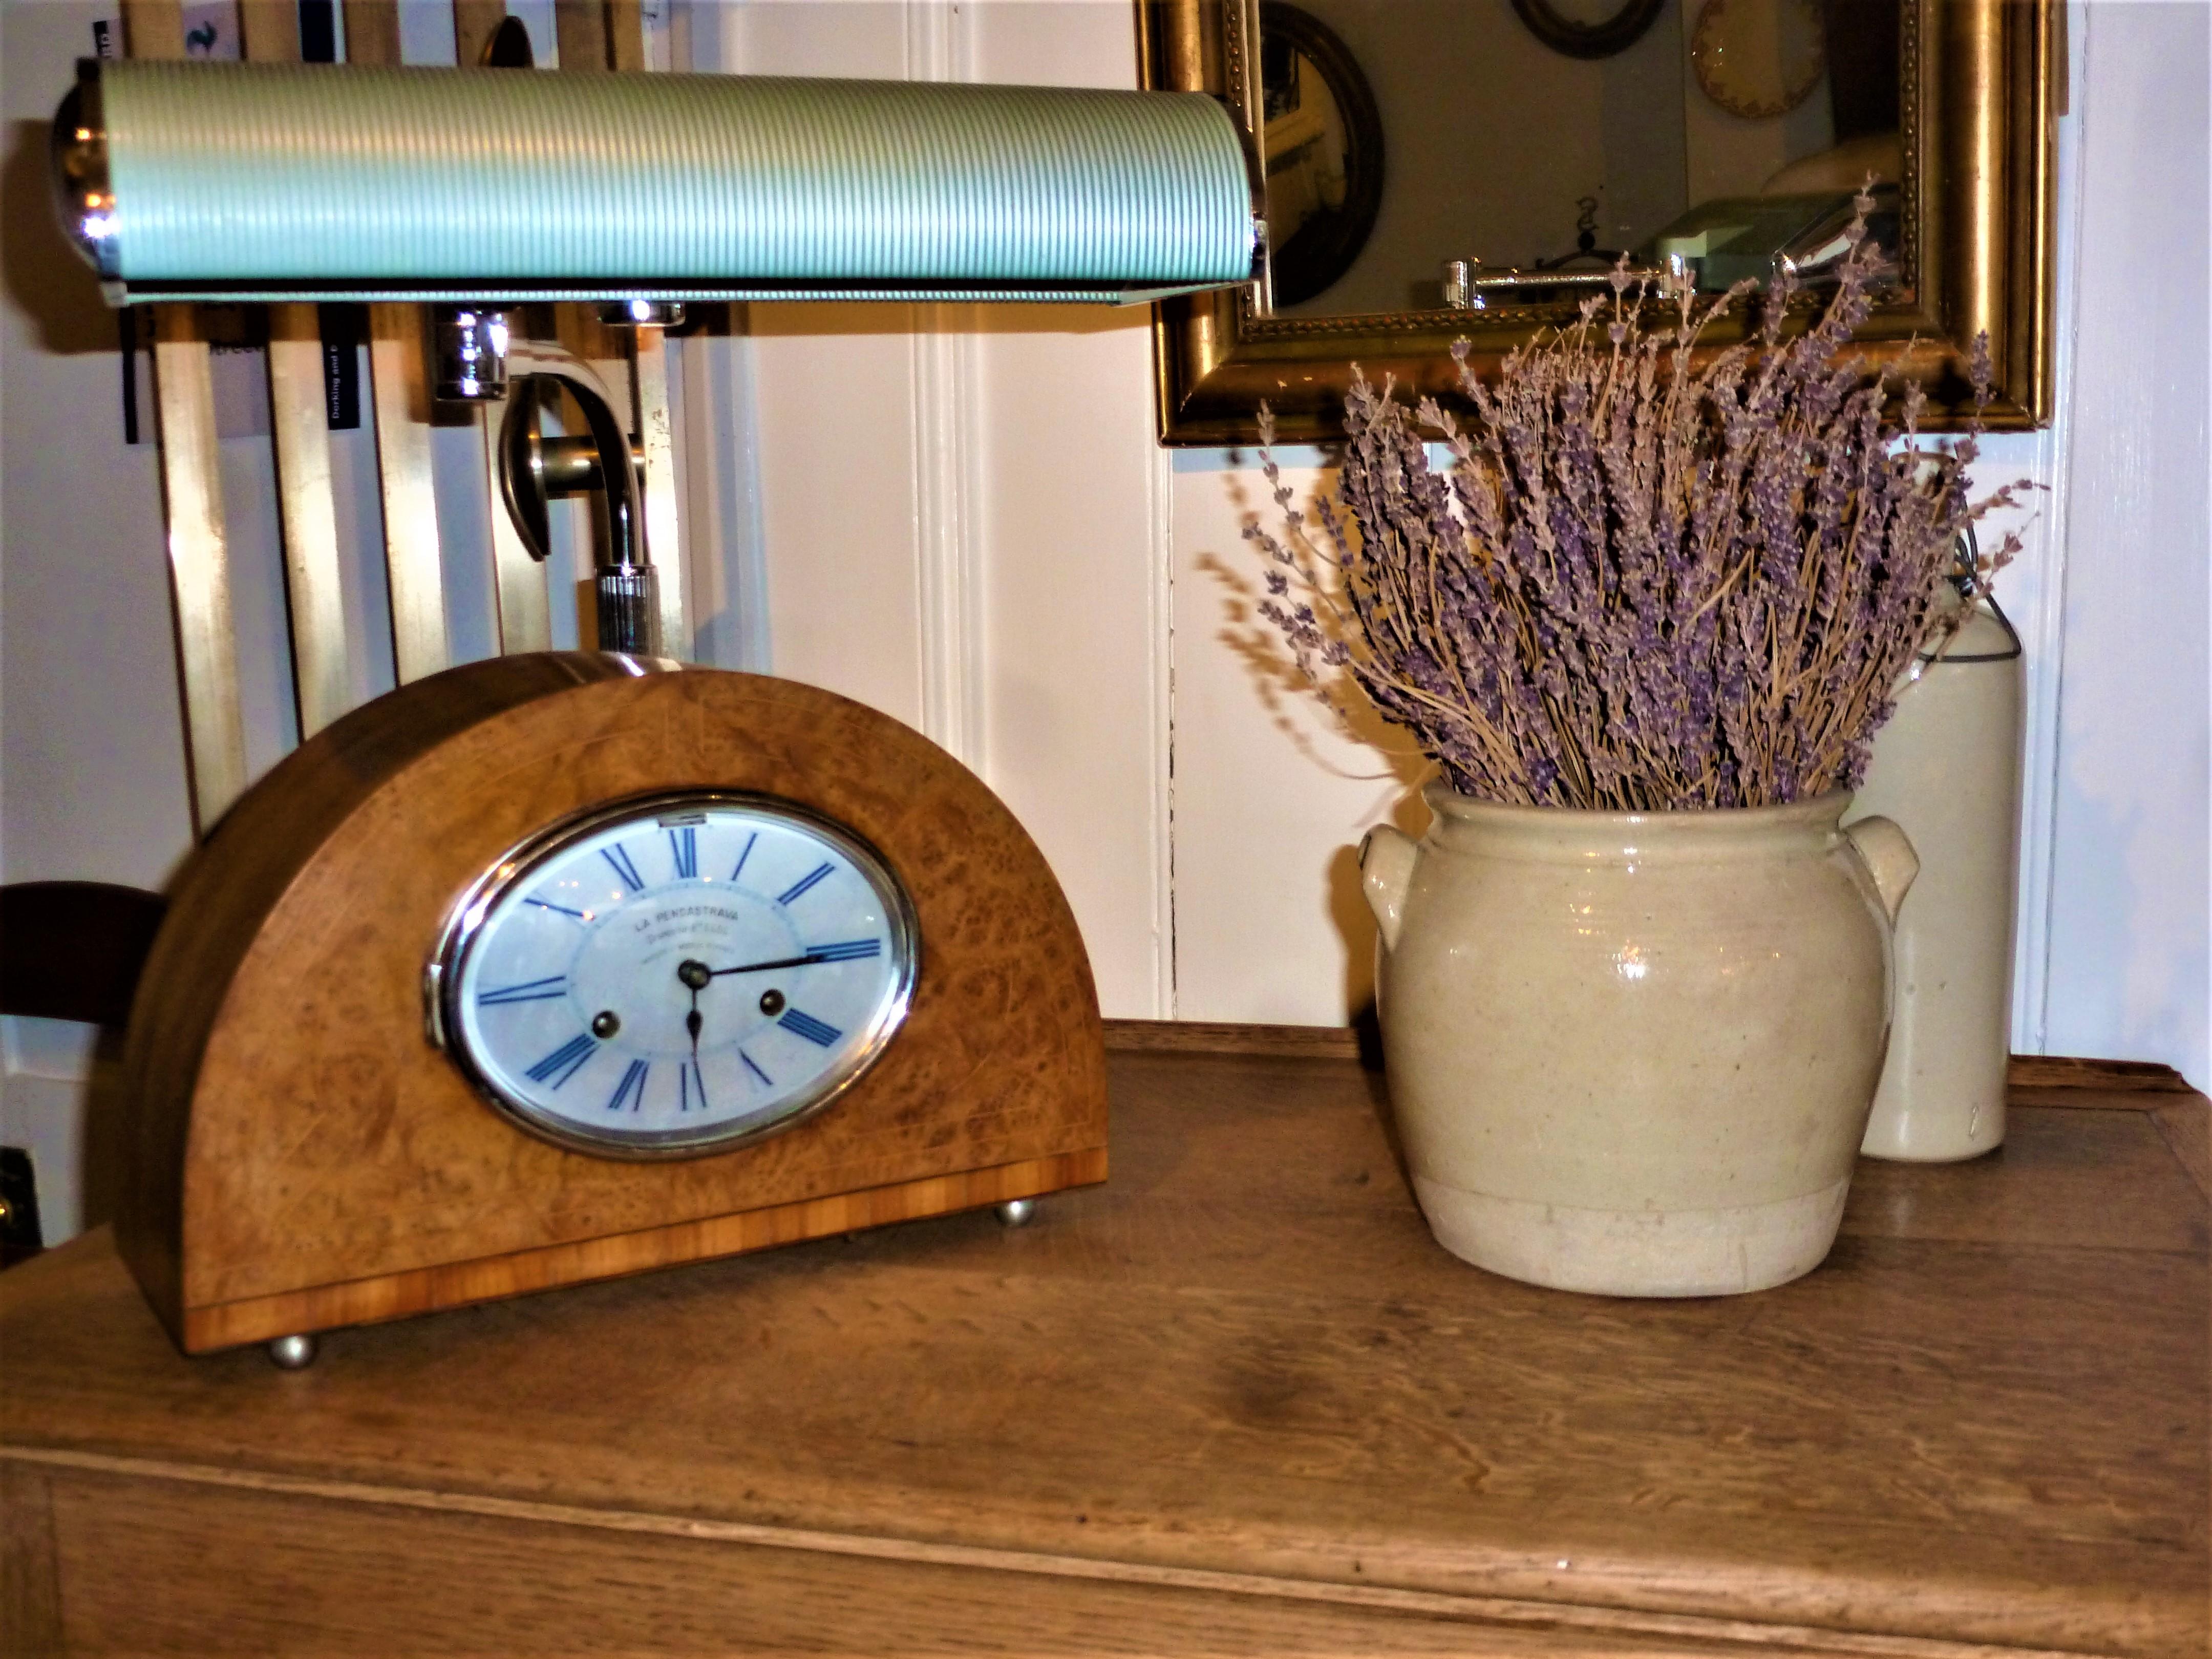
[1249,200,2027,810]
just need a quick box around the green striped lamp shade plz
[53,60,1260,305]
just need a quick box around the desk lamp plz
[53,56,1260,651]
[45,56,1260,1363]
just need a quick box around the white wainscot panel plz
[724,6,944,737]
[1168,453,1430,1026]
[962,1,1174,1015]
[745,307,928,731]
[975,309,1167,1018]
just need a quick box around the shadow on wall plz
[4,118,113,356]
[1200,455,1434,1019]
[1326,788,1430,1023]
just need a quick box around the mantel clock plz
[117,657,1109,1359]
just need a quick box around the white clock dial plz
[430,792,918,1158]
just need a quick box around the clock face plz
[430,791,919,1158]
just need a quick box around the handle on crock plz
[1359,826,1418,952]
[1843,815,1920,924]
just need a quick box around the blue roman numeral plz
[730,831,758,883]
[525,1034,597,1088]
[805,939,880,963]
[740,1049,773,1088]
[668,826,697,881]
[526,897,586,920]
[607,1058,649,1113]
[777,862,834,906]
[679,1060,708,1113]
[478,974,567,1007]
[778,1008,842,1047]
[602,843,645,891]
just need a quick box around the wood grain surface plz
[116,655,1106,1351]
[556,0,613,70]
[345,4,449,686]
[121,0,253,833]
[238,1,352,741]
[18,1457,1848,1659]
[1104,1017,1372,1060]
[0,1461,61,1654]
[1105,1021,2205,1093]
[6,1055,2202,1657]
[146,303,248,833]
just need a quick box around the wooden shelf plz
[4,1046,2205,1656]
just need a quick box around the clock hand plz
[705,951,837,977]
[675,960,712,1059]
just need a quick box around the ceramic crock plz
[1361,786,1918,1298]
[1849,601,2025,1162]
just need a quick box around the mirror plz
[1143,0,2056,442]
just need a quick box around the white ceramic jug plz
[1848,601,2025,1161]
[1363,788,1917,1297]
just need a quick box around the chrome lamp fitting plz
[598,300,687,329]
[434,308,512,403]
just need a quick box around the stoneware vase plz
[1848,601,2025,1162]
[1361,786,1918,1298]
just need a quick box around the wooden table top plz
[4,1044,2206,1657]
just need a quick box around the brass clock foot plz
[266,1333,319,1370]
[995,1199,1037,1228]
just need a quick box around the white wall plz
[2,0,2206,1247]
[2033,1,2209,1080]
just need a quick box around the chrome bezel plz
[51,65,119,281]
[427,789,921,1162]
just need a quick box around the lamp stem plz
[555,370,660,657]
[596,565,661,656]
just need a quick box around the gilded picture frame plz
[1141,0,2058,444]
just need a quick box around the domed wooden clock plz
[116,655,1108,1361]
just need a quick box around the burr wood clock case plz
[116,653,1108,1354]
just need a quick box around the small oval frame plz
[1258,2,1387,308]
[1508,0,1667,60]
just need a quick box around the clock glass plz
[431,791,919,1158]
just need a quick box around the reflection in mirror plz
[1258,0,1903,316]
[1260,3,1385,307]
[1145,0,2055,442]
[1691,0,1827,119]
[1509,0,1667,60]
